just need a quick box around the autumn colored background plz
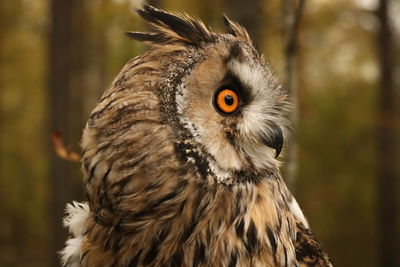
[0,0,399,266]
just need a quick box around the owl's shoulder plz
[295,221,333,267]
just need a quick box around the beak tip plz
[260,123,283,159]
[275,146,282,158]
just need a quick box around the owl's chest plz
[81,198,297,267]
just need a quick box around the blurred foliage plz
[0,0,399,266]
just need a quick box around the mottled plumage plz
[61,5,332,267]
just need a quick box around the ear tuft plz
[223,15,254,46]
[129,5,215,46]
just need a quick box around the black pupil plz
[224,94,234,105]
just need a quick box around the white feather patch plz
[289,199,309,228]
[60,201,90,267]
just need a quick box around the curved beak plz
[260,123,283,158]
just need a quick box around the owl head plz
[83,5,290,192]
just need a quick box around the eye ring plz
[214,89,239,114]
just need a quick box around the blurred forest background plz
[0,0,399,266]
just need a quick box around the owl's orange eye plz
[215,89,239,114]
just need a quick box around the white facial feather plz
[228,59,284,168]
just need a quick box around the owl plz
[60,5,332,267]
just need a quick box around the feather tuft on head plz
[126,5,255,48]
[126,5,215,45]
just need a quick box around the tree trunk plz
[69,0,85,151]
[282,0,305,189]
[69,0,87,200]
[376,0,399,266]
[48,0,73,265]
[0,0,3,179]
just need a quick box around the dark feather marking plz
[83,229,89,236]
[283,245,288,267]
[102,119,157,138]
[103,233,113,251]
[228,251,238,267]
[111,232,123,252]
[102,106,156,130]
[277,210,283,231]
[236,219,245,238]
[102,167,111,183]
[89,96,121,122]
[99,176,113,208]
[227,41,245,63]
[233,169,264,184]
[90,224,101,244]
[115,153,147,172]
[114,72,127,87]
[126,56,154,72]
[183,218,199,243]
[184,187,212,242]
[175,142,212,180]
[144,180,162,191]
[266,226,277,256]
[230,189,243,223]
[83,160,89,172]
[152,190,180,208]
[157,223,171,244]
[171,248,184,266]
[205,227,212,244]
[193,241,206,266]
[87,162,98,183]
[128,249,143,267]
[113,167,166,200]
[143,238,160,265]
[80,250,89,264]
[114,218,123,232]
[127,180,188,220]
[110,175,135,192]
[110,259,118,267]
[245,220,259,255]
[90,94,155,126]
[255,193,263,203]
[94,142,111,156]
